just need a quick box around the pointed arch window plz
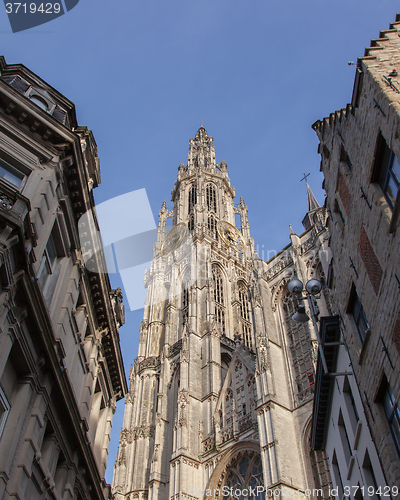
[224,388,233,427]
[188,184,197,213]
[282,291,314,402]
[208,215,218,239]
[188,214,195,232]
[206,183,217,212]
[221,452,265,500]
[212,265,225,334]
[247,375,257,412]
[182,287,189,324]
[238,283,252,349]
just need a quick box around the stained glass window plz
[221,453,265,500]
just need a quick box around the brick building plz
[311,13,400,492]
[0,57,127,499]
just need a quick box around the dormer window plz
[2,75,68,126]
[25,87,54,113]
[29,95,48,111]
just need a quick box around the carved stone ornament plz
[0,193,14,211]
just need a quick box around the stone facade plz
[0,57,127,499]
[112,127,333,500]
[312,13,400,491]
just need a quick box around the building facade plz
[0,57,127,500]
[311,13,400,494]
[112,127,333,500]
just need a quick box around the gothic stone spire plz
[188,126,217,170]
[302,179,322,230]
[306,181,320,212]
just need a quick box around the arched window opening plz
[182,287,189,324]
[30,95,48,111]
[208,215,218,239]
[238,283,252,349]
[224,389,233,427]
[188,214,195,232]
[247,375,257,412]
[212,265,225,334]
[221,353,231,387]
[282,290,315,402]
[239,286,250,322]
[220,452,265,500]
[188,184,197,213]
[206,184,217,212]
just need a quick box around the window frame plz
[188,184,197,214]
[348,287,369,344]
[182,287,189,324]
[206,183,217,213]
[212,265,225,334]
[24,87,56,114]
[37,216,69,296]
[372,131,400,211]
[0,157,25,189]
[37,233,57,290]
[340,144,353,171]
[382,384,400,458]
[0,385,10,438]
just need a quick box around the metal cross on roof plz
[300,172,311,183]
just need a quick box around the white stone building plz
[321,341,386,499]
[112,127,333,500]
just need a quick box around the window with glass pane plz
[374,133,400,210]
[208,215,217,239]
[29,95,48,111]
[239,284,252,349]
[350,288,369,343]
[188,184,197,213]
[212,265,225,334]
[182,288,189,324]
[188,214,194,232]
[0,159,24,188]
[221,453,265,500]
[0,386,10,438]
[383,384,400,458]
[206,183,217,212]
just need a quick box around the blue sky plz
[1,0,399,485]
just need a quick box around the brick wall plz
[359,226,383,295]
[338,171,350,215]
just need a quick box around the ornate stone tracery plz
[113,126,331,500]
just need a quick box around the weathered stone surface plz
[312,13,400,490]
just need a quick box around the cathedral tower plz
[112,128,331,500]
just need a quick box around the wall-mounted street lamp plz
[287,278,351,377]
